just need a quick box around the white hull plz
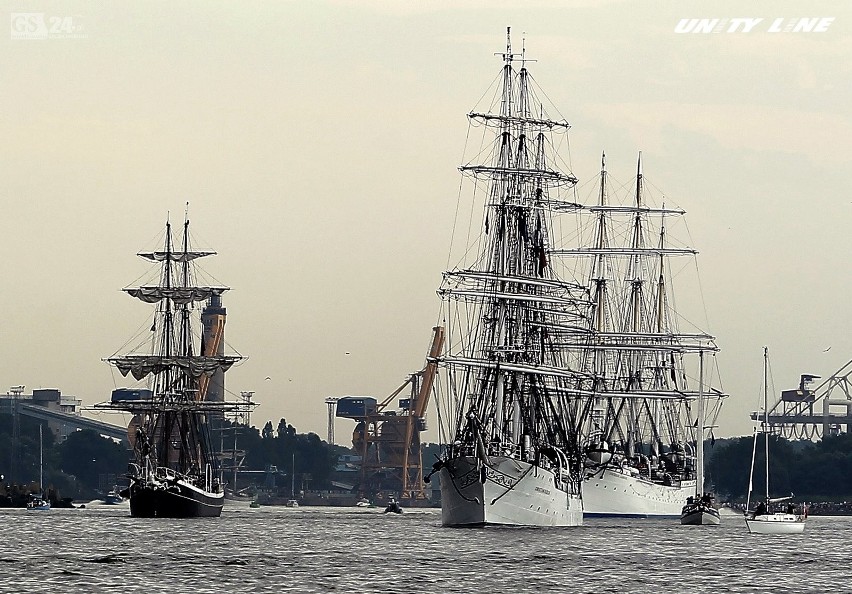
[583,467,695,517]
[745,513,805,534]
[440,456,582,527]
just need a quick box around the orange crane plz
[337,326,444,504]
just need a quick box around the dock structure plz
[756,359,852,439]
[18,404,129,445]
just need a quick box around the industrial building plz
[1,387,83,442]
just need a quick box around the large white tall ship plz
[430,29,592,527]
[554,155,727,517]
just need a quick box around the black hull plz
[680,503,721,525]
[129,480,223,518]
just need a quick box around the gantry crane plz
[336,326,444,504]
[753,357,852,440]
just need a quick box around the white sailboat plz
[26,425,50,511]
[744,347,806,534]
[432,28,590,527]
[285,453,298,507]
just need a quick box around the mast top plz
[496,26,527,66]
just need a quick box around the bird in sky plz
[265,376,272,380]
[824,346,832,352]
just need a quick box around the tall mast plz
[441,26,583,460]
[629,152,644,338]
[696,350,705,496]
[764,346,769,501]
[593,152,609,334]
[39,423,43,494]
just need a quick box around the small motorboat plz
[384,499,402,514]
[103,488,125,505]
[26,495,50,511]
[681,493,721,526]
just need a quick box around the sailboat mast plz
[696,350,704,496]
[39,424,43,493]
[763,346,769,502]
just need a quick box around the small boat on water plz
[27,426,50,511]
[26,495,50,511]
[680,356,720,526]
[285,499,299,508]
[103,489,125,505]
[384,499,402,514]
[744,347,806,535]
[223,488,256,507]
[681,493,721,526]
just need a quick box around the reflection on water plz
[0,505,846,593]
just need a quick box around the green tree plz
[57,430,129,498]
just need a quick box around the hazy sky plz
[2,1,851,445]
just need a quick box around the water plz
[1,505,846,593]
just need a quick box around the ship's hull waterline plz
[128,479,224,518]
[439,456,583,527]
[582,467,696,518]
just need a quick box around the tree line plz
[706,433,852,501]
[0,415,340,504]
[7,411,852,504]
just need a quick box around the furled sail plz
[109,355,239,380]
[124,286,228,304]
[138,250,215,262]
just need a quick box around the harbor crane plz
[335,326,444,504]
[755,357,852,440]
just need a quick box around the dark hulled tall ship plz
[100,215,247,518]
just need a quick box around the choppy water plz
[0,504,846,593]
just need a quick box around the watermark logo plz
[675,17,835,34]
[11,13,87,40]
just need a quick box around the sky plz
[2,1,851,445]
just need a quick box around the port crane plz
[336,326,444,504]
[754,357,852,439]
